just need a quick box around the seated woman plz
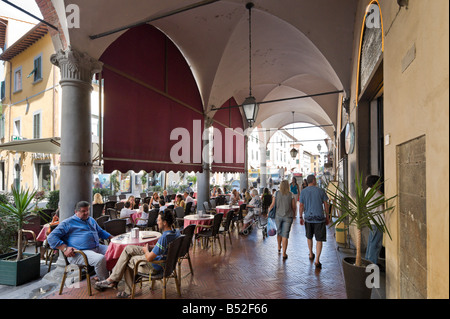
[93,193,104,205]
[174,194,185,209]
[151,192,160,208]
[127,195,138,209]
[135,203,150,226]
[230,189,240,205]
[240,189,261,233]
[95,210,180,298]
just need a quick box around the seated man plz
[159,199,166,212]
[120,201,135,225]
[183,192,195,213]
[47,201,113,281]
[95,210,180,298]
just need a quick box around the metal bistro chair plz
[104,219,127,236]
[95,215,110,230]
[43,224,59,272]
[203,201,215,215]
[178,224,195,279]
[107,208,118,220]
[219,209,235,251]
[92,203,104,219]
[184,201,193,215]
[115,201,125,211]
[105,200,117,211]
[195,213,223,256]
[131,235,185,299]
[174,206,185,229]
[59,250,93,296]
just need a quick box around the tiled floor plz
[44,216,348,300]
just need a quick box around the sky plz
[0,0,43,75]
[0,0,43,23]
[284,122,330,155]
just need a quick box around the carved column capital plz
[51,46,103,83]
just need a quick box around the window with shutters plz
[33,111,42,139]
[14,66,22,93]
[33,54,43,83]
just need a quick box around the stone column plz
[239,134,249,191]
[51,47,103,220]
[196,116,213,213]
[259,141,268,192]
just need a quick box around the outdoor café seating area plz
[14,191,353,300]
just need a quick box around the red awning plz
[210,98,246,173]
[100,25,204,173]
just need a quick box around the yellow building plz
[0,20,60,192]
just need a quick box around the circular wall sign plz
[345,122,355,154]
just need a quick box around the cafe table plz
[105,230,161,271]
[183,214,214,233]
[215,205,240,216]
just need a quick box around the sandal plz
[309,253,315,260]
[315,262,322,269]
[116,291,130,298]
[95,279,117,290]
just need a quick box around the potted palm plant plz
[327,173,396,299]
[0,187,41,286]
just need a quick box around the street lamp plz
[243,2,259,127]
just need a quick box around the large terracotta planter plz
[0,252,41,286]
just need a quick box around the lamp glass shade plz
[290,147,298,159]
[243,96,258,124]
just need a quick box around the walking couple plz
[269,175,329,268]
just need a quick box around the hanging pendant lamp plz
[242,2,259,127]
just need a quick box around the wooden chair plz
[108,195,117,202]
[178,224,195,279]
[104,219,127,236]
[140,193,147,199]
[194,213,223,256]
[131,235,185,299]
[219,210,235,251]
[118,194,126,200]
[59,250,93,296]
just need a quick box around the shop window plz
[35,162,51,191]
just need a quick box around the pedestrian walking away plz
[299,175,329,269]
[268,180,296,259]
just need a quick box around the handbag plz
[268,191,277,219]
[267,217,277,236]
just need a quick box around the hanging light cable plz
[290,111,299,159]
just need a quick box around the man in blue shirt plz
[299,175,329,269]
[95,209,180,298]
[47,201,113,281]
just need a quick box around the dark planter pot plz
[342,256,373,299]
[0,252,41,286]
